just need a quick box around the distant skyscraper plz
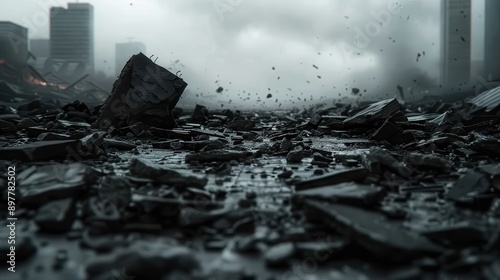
[441,0,471,87]
[115,42,146,76]
[50,3,94,75]
[0,21,28,68]
[484,0,500,82]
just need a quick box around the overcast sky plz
[0,0,486,108]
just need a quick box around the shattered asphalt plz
[0,53,500,280]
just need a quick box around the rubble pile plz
[1,56,500,279]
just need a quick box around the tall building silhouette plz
[441,0,471,87]
[50,3,94,75]
[115,42,146,76]
[484,0,500,82]
[0,21,28,68]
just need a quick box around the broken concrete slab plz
[34,198,76,233]
[129,158,207,188]
[0,131,105,161]
[295,182,385,206]
[446,172,491,201]
[344,98,402,128]
[103,138,136,150]
[0,119,17,134]
[228,119,255,131]
[468,133,500,157]
[305,200,443,262]
[295,167,369,191]
[370,118,403,140]
[362,147,413,178]
[18,163,99,207]
[286,145,304,163]
[405,152,453,170]
[420,222,488,245]
[94,52,187,130]
[192,104,209,123]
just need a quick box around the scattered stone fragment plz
[307,113,322,129]
[0,131,105,161]
[34,198,76,233]
[405,152,452,170]
[420,222,487,245]
[295,182,384,206]
[363,147,412,177]
[18,163,99,207]
[103,138,136,150]
[0,119,17,133]
[17,117,38,129]
[228,119,255,131]
[192,104,209,123]
[305,200,443,262]
[286,146,304,163]
[446,172,491,201]
[265,242,295,267]
[370,119,403,143]
[344,98,401,128]
[295,167,368,191]
[468,133,500,157]
[130,158,207,188]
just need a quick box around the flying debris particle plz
[216,86,224,93]
[215,80,218,84]
[267,93,272,98]
[312,65,318,69]
[344,16,349,19]
[306,81,310,84]
[407,15,410,20]
[416,53,421,62]
[317,52,321,55]
[423,51,426,55]
[461,36,466,42]
[272,67,275,70]
[317,75,322,79]
[277,77,280,80]
[352,88,360,95]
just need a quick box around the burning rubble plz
[1,53,500,280]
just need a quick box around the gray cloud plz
[0,0,485,109]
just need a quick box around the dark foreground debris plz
[2,61,500,279]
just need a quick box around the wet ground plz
[1,96,500,280]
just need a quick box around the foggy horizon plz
[0,0,488,109]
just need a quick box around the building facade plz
[50,3,94,75]
[441,0,471,87]
[30,38,50,58]
[0,21,28,68]
[115,42,146,76]
[484,0,500,82]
